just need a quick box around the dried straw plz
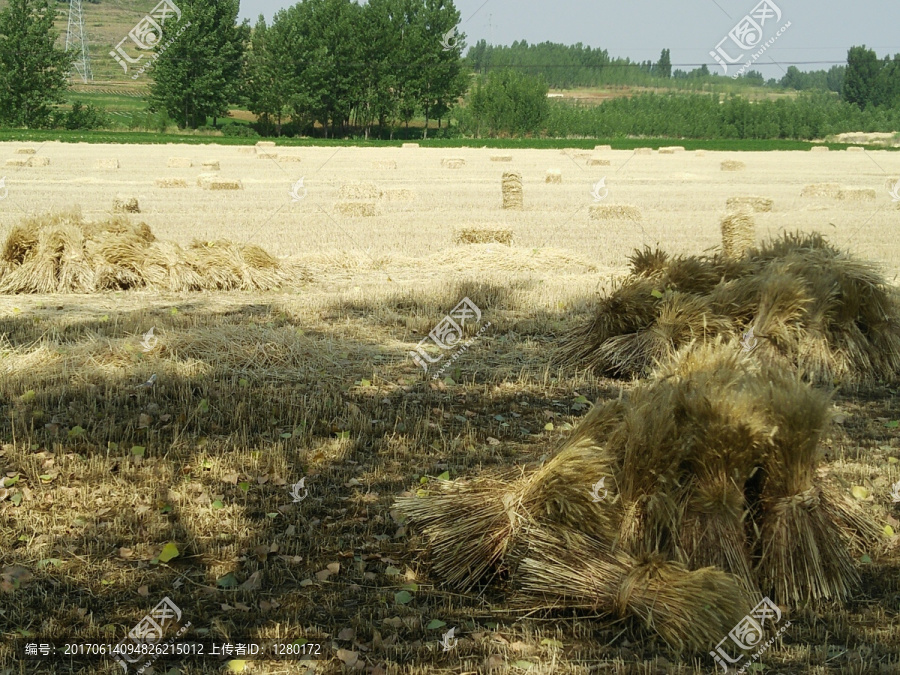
[441,157,466,169]
[380,188,416,201]
[587,157,611,166]
[207,179,243,191]
[490,154,513,162]
[810,145,829,152]
[501,172,523,210]
[846,146,864,152]
[112,197,140,214]
[726,196,773,213]
[155,178,187,188]
[373,160,397,170]
[453,227,513,245]
[801,183,840,198]
[201,160,220,170]
[721,160,745,172]
[27,157,50,167]
[257,152,277,160]
[401,143,419,149]
[589,205,642,221]
[634,148,652,155]
[594,144,612,151]
[255,141,276,148]
[15,148,36,155]
[167,157,192,168]
[335,201,377,217]
[836,187,876,201]
[5,158,28,167]
[277,155,302,162]
[721,211,756,259]
[545,169,562,183]
[339,182,381,200]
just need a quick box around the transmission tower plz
[65,0,93,83]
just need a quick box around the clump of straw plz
[491,154,513,162]
[721,160,745,171]
[846,146,864,152]
[373,160,396,170]
[726,196,773,213]
[401,142,419,149]
[587,157,611,166]
[335,201,377,217]
[5,158,28,167]
[16,148,36,155]
[167,157,192,168]
[810,145,829,152]
[380,188,415,201]
[453,227,513,245]
[545,169,562,183]
[201,160,220,170]
[277,155,302,162]
[721,211,756,259]
[589,205,642,221]
[155,178,187,188]
[339,182,381,200]
[28,157,50,167]
[634,147,652,155]
[801,183,840,198]
[112,197,140,214]
[501,172,523,210]
[836,187,876,201]
[441,157,465,169]
[255,141,276,148]
[594,144,612,151]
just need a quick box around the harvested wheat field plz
[0,141,899,675]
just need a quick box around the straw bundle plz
[501,172,523,210]
[726,196,773,213]
[587,157,611,166]
[380,188,415,201]
[658,146,685,154]
[112,197,140,214]
[721,211,756,259]
[721,160,745,171]
[5,158,28,167]
[589,205,642,221]
[167,157,192,168]
[634,148,652,155]
[257,152,277,160]
[453,227,513,245]
[201,160,220,170]
[15,148,36,155]
[373,160,397,170]
[801,183,840,198]
[196,173,218,188]
[836,187,876,201]
[810,145,829,152]
[574,151,591,160]
[335,201,377,217]
[256,141,276,148]
[27,157,50,167]
[237,147,255,154]
[491,154,513,162]
[846,146,864,152]
[545,169,562,183]
[441,157,466,169]
[884,176,899,190]
[277,155,302,162]
[98,159,119,170]
[155,178,187,188]
[0,209,298,294]
[339,182,381,200]
[594,144,612,151]
[401,143,419,149]
[206,178,243,191]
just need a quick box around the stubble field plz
[0,142,899,674]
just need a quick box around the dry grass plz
[802,183,841,198]
[167,157,192,168]
[380,188,416,201]
[490,154,513,162]
[257,152,277,160]
[453,226,513,245]
[112,196,140,214]
[587,157,611,166]
[658,146,685,154]
[594,144,612,151]
[201,160,221,170]
[721,160,746,171]
[846,146,865,152]
[335,201,378,217]
[721,210,756,258]
[155,178,187,188]
[206,178,243,191]
[401,142,419,148]
[501,172,523,210]
[277,155,302,162]
[545,168,562,183]
[15,147,36,155]
[810,145,830,152]
[5,158,28,167]
[339,182,381,200]
[255,141,276,148]
[726,196,773,212]
[837,187,877,201]
[589,204,642,221]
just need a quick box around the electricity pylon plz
[65,0,93,83]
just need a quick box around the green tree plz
[464,69,549,137]
[655,48,671,78]
[148,0,248,129]
[414,0,466,138]
[843,45,880,108]
[242,15,292,135]
[0,0,72,128]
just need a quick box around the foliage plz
[52,101,109,130]
[0,0,73,128]
[460,69,549,137]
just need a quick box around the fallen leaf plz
[338,627,355,640]
[426,619,446,630]
[851,486,870,500]
[337,649,358,667]
[394,590,413,605]
[226,661,247,672]
[239,571,262,592]
[158,542,180,563]
[217,573,239,589]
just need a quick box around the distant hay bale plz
[801,183,841,198]
[28,157,50,167]
[836,187,876,201]
[167,157,192,168]
[335,201,377,217]
[720,160,745,172]
[197,173,218,188]
[256,141,276,148]
[257,152,277,160]
[380,188,415,201]
[453,226,513,245]
[545,169,562,183]
[277,155,302,162]
[810,145,829,152]
[201,160,220,170]
[155,178,187,188]
[373,160,397,170]
[587,157,611,166]
[885,176,900,190]
[401,143,419,149]
[594,144,612,151]
[441,157,466,169]
[695,150,706,157]
[846,146,864,152]
[589,204,642,221]
[726,196,773,213]
[501,171,523,210]
[98,159,119,170]
[658,146,685,155]
[491,154,513,162]
[207,178,243,191]
[658,148,676,155]
[15,148,36,155]
[112,197,140,214]
[721,210,755,259]
[6,158,28,167]
[340,181,381,200]
[634,147,652,155]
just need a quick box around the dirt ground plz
[1,143,899,673]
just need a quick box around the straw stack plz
[545,169,562,183]
[401,143,419,149]
[277,155,302,162]
[167,158,192,168]
[15,148,36,155]
[501,172,523,210]
[441,157,466,169]
[155,178,187,188]
[589,205,642,221]
[491,154,513,162]
[453,226,513,245]
[5,158,28,167]
[720,210,755,259]
[339,182,381,200]
[256,141,276,148]
[335,202,377,217]
[720,160,745,171]
[634,148,653,155]
[726,196,773,213]
[846,146,864,152]
[810,145,829,152]
[801,183,841,198]
[836,187,876,201]
[594,144,612,151]
[380,188,416,201]
[201,160,220,171]
[112,197,140,214]
[587,157,611,166]
[28,157,50,167]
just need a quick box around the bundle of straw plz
[726,196,773,213]
[721,211,756,259]
[335,201,377,217]
[587,157,611,166]
[112,197,140,214]
[594,144,612,151]
[167,157,192,168]
[501,172,523,210]
[453,227,513,245]
[380,188,415,201]
[441,157,466,169]
[28,157,50,167]
[201,160,220,170]
[589,205,642,221]
[98,159,120,170]
[545,169,562,183]
[836,187,876,201]
[810,145,829,152]
[15,148,36,155]
[634,148,652,155]
[401,143,419,149]
[491,154,513,162]
[801,183,840,198]
[721,160,745,171]
[339,182,381,200]
[155,178,187,188]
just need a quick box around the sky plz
[237,0,900,79]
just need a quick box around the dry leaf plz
[337,649,359,667]
[338,627,356,640]
[239,571,262,592]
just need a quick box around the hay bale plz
[884,176,900,190]
[112,197,140,214]
[587,157,611,166]
[277,155,302,162]
[720,211,755,259]
[594,144,612,151]
[491,154,513,162]
[589,205,642,221]
[28,157,50,167]
[155,178,187,188]
[441,157,466,169]
[373,160,397,170]
[545,169,562,183]
[810,145,829,152]
[658,146,685,155]
[401,143,419,149]
[257,152,277,160]
[335,201,377,217]
[801,183,841,198]
[836,187,876,201]
[720,160,745,172]
[634,147,653,155]
[15,148,36,155]
[726,196,773,213]
[201,160,220,170]
[255,141,276,148]
[167,157,192,168]
[380,188,415,201]
[6,158,28,167]
[846,146,864,152]
[237,147,255,154]
[339,182,381,200]
[207,178,243,191]
[196,173,218,188]
[501,171,523,210]
[98,159,119,170]
[453,226,513,245]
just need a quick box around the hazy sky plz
[237,0,900,79]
